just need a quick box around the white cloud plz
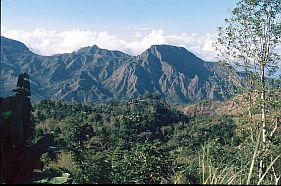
[123,29,167,55]
[135,32,142,38]
[1,26,5,33]
[2,28,219,61]
[126,25,152,30]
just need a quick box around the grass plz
[198,132,280,185]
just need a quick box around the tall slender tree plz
[215,0,281,180]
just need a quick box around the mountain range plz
[0,36,243,103]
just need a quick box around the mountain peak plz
[148,44,186,53]
[75,44,99,53]
[1,37,242,104]
[73,44,129,59]
[142,44,199,62]
[144,44,193,58]
[1,36,30,53]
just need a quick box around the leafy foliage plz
[30,92,281,184]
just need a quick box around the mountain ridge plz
[0,36,243,103]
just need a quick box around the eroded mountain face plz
[1,36,243,103]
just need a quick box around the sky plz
[1,0,239,61]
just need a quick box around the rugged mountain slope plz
[0,36,243,103]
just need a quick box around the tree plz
[215,0,281,182]
[109,141,173,184]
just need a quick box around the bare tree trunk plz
[259,64,266,179]
[247,80,254,142]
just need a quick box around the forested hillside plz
[30,92,281,184]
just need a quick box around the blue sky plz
[1,0,239,60]
[2,0,237,34]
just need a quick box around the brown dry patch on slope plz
[180,100,239,117]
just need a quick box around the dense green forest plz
[30,91,281,184]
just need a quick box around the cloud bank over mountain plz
[2,27,219,61]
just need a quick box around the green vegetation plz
[215,0,281,183]
[30,91,281,184]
